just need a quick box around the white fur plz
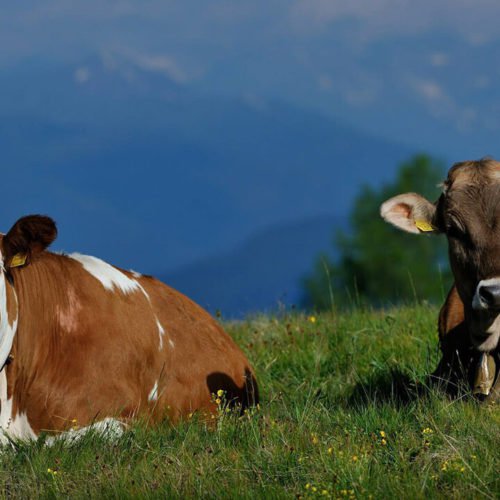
[471,278,500,351]
[70,253,140,294]
[0,368,124,446]
[148,380,159,402]
[45,418,125,446]
[0,370,36,445]
[156,319,165,350]
[475,318,500,352]
[0,271,17,371]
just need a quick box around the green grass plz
[1,305,498,499]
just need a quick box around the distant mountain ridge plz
[0,59,411,313]
[162,214,346,317]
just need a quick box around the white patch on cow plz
[156,319,165,350]
[139,286,150,302]
[0,370,37,445]
[471,278,500,351]
[148,380,159,402]
[0,266,18,370]
[45,418,125,446]
[70,253,140,294]
[131,270,142,279]
[156,318,174,350]
[475,316,500,352]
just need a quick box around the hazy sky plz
[2,1,500,277]
[3,1,500,159]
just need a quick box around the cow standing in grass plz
[381,158,499,402]
[0,215,258,443]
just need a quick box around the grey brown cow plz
[381,158,500,402]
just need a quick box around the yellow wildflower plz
[352,455,358,462]
[381,438,387,446]
[379,430,386,438]
[422,427,433,435]
[312,486,317,492]
[321,490,328,496]
[327,447,333,454]
[308,316,317,323]
[305,483,311,490]
[217,389,224,397]
[215,398,221,405]
[311,433,319,445]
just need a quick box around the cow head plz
[1,215,57,270]
[0,215,57,367]
[381,159,500,353]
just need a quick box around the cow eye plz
[446,218,466,239]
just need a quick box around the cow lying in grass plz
[381,158,499,402]
[0,215,258,444]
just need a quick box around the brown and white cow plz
[381,158,499,401]
[0,215,258,443]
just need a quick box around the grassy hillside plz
[1,306,498,498]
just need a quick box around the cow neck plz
[0,268,18,372]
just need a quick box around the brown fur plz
[436,285,499,401]
[1,217,258,434]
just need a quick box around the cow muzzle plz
[473,279,500,311]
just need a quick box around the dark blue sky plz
[1,2,500,312]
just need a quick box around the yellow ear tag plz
[10,253,27,268]
[415,220,434,232]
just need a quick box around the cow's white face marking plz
[470,278,500,351]
[148,380,159,402]
[0,250,18,371]
[0,370,36,445]
[70,253,140,294]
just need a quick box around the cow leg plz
[434,285,500,402]
[45,418,125,446]
[432,285,474,395]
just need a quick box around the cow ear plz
[380,193,440,234]
[2,215,57,269]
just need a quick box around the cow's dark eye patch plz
[445,216,469,241]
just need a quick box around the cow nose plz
[477,283,500,309]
